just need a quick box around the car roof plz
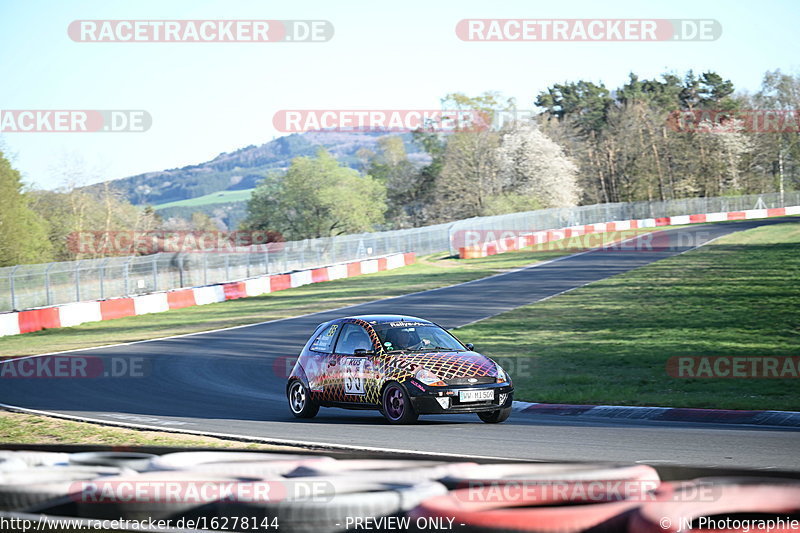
[342,314,434,325]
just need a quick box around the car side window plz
[309,324,339,354]
[335,324,374,355]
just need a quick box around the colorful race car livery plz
[286,315,514,424]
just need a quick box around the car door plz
[331,322,376,403]
[303,322,341,399]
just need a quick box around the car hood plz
[394,351,498,380]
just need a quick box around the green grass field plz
[452,221,800,411]
[153,188,255,210]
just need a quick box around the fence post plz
[45,263,54,306]
[203,253,208,285]
[10,265,19,311]
[123,257,132,295]
[224,255,230,281]
[152,256,158,291]
[75,261,81,302]
[99,258,107,300]
[178,254,185,288]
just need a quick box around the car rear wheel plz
[381,383,418,424]
[477,406,512,424]
[288,380,319,419]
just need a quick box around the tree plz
[242,149,386,240]
[29,184,160,260]
[431,128,501,221]
[366,136,431,228]
[496,122,580,209]
[0,151,52,266]
[749,70,800,198]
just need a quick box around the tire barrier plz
[72,470,265,521]
[149,451,336,478]
[629,477,800,533]
[0,252,416,337]
[286,459,478,483]
[414,463,661,533]
[0,450,798,532]
[438,462,660,489]
[0,456,27,473]
[68,451,157,472]
[0,465,127,511]
[215,477,448,533]
[0,450,69,467]
[147,451,334,472]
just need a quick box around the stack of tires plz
[0,450,798,532]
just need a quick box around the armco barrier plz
[0,253,415,338]
[459,206,800,258]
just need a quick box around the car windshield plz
[373,322,465,352]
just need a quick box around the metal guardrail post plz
[99,258,108,300]
[123,261,129,295]
[9,265,19,311]
[75,261,81,302]
[45,263,54,306]
[152,256,158,291]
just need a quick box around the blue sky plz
[1,0,798,189]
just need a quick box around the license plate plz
[459,390,494,402]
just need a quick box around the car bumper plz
[405,380,514,414]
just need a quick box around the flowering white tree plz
[496,121,580,208]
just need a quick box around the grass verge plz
[0,410,294,450]
[452,221,800,411]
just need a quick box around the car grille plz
[445,376,496,385]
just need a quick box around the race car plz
[286,315,514,424]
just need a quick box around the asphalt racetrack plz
[2,219,798,470]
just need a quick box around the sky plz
[0,0,798,190]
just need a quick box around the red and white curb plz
[0,252,415,338]
[511,401,800,427]
[460,206,800,258]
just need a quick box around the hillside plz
[86,131,429,207]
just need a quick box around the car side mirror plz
[354,348,374,355]
[465,343,474,351]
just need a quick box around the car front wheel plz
[288,380,319,419]
[381,382,418,424]
[477,406,512,424]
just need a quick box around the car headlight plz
[495,363,509,383]
[415,367,446,386]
